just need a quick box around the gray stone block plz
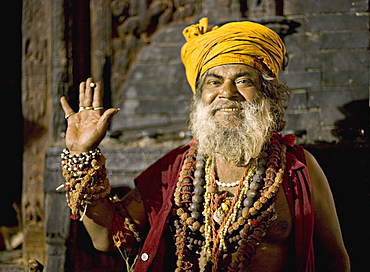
[322,0,369,12]
[322,68,369,87]
[122,97,190,115]
[285,33,321,53]
[128,62,186,81]
[307,89,362,108]
[320,106,346,126]
[150,22,188,44]
[110,113,188,132]
[44,147,66,192]
[284,0,323,15]
[138,45,182,62]
[287,91,308,110]
[44,170,65,192]
[304,52,322,70]
[44,192,70,240]
[321,31,369,49]
[123,81,192,97]
[280,70,321,89]
[315,49,368,69]
[285,111,321,131]
[103,147,173,172]
[306,13,369,32]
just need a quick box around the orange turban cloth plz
[181,18,286,93]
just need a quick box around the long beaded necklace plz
[173,134,287,272]
[202,156,256,271]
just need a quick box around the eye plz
[236,78,253,86]
[206,78,221,86]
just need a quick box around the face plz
[200,64,262,127]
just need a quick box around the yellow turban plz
[181,18,286,93]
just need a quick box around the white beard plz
[189,98,275,166]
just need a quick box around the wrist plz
[69,150,92,155]
[59,147,111,220]
[66,147,99,156]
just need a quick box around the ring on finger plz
[90,82,96,88]
[65,112,76,120]
[79,106,93,112]
[93,107,104,111]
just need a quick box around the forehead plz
[205,64,260,78]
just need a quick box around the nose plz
[218,80,241,100]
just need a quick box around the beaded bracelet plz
[58,148,111,220]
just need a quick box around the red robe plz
[132,144,315,271]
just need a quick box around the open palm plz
[60,78,119,154]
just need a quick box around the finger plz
[84,78,94,106]
[79,81,86,107]
[92,81,103,108]
[97,108,120,131]
[60,96,74,115]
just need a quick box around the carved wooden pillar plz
[44,0,73,271]
[90,0,112,111]
[90,0,111,82]
[22,0,51,265]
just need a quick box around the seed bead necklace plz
[215,179,241,188]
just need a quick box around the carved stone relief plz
[247,0,277,20]
[110,0,201,107]
[173,0,200,22]
[22,0,50,265]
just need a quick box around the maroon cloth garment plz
[283,145,315,272]
[133,144,315,271]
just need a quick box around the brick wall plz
[281,0,369,143]
[110,23,192,138]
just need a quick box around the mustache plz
[207,100,256,115]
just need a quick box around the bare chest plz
[217,177,294,271]
[243,187,294,271]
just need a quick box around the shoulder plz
[284,145,326,192]
[301,149,334,205]
[302,149,326,185]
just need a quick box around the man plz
[60,18,350,271]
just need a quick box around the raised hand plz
[60,78,119,154]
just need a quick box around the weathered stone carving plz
[173,0,200,22]
[144,0,174,32]
[22,0,50,266]
[110,0,201,108]
[247,0,277,19]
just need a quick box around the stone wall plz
[108,0,369,145]
[281,0,369,144]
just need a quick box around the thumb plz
[97,108,120,130]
